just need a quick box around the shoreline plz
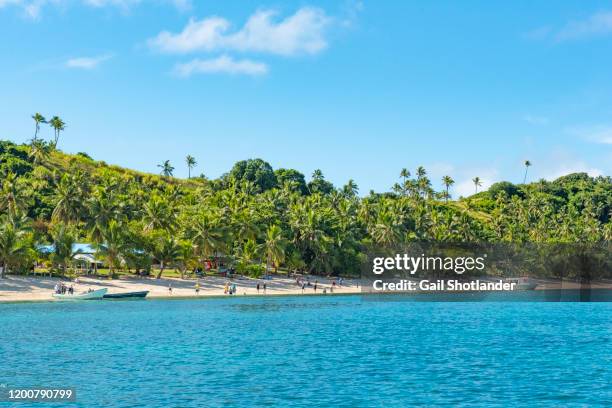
[0,275,361,303]
[2,275,611,304]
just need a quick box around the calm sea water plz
[0,294,610,407]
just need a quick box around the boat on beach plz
[505,277,538,290]
[103,291,149,299]
[52,288,108,300]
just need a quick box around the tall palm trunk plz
[156,261,165,279]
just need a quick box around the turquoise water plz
[0,295,610,407]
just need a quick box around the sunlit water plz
[1,294,610,407]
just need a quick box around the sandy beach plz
[0,275,361,302]
[2,275,611,303]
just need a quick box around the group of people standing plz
[295,276,344,293]
[54,282,74,295]
[224,282,237,295]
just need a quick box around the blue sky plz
[1,1,612,196]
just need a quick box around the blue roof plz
[73,243,96,253]
[38,243,96,254]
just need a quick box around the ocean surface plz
[0,294,610,407]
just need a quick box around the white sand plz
[0,274,361,302]
[2,275,609,302]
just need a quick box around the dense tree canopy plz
[228,159,277,192]
[0,139,611,278]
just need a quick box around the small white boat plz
[505,277,537,290]
[53,288,108,300]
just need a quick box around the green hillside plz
[1,138,611,278]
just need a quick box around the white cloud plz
[556,11,612,41]
[424,162,455,180]
[0,0,21,7]
[454,176,495,198]
[544,162,602,180]
[340,0,364,28]
[451,168,499,198]
[149,7,331,56]
[1,0,189,18]
[529,11,612,42]
[173,55,268,77]
[83,0,139,8]
[567,124,612,144]
[522,114,549,125]
[65,54,112,69]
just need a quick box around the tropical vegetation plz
[0,116,611,279]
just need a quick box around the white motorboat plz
[52,288,108,300]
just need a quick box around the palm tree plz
[400,168,410,196]
[415,166,428,197]
[311,169,324,181]
[31,113,46,142]
[190,214,225,264]
[28,139,50,164]
[51,225,80,275]
[523,160,532,184]
[142,195,177,233]
[442,175,454,202]
[342,179,359,197]
[158,160,174,177]
[472,177,482,194]
[0,172,28,223]
[153,236,180,279]
[52,174,85,224]
[86,192,121,245]
[185,155,197,179]
[370,206,404,245]
[264,224,287,274]
[175,241,196,279]
[96,220,127,278]
[49,116,66,148]
[0,222,29,278]
[237,238,260,266]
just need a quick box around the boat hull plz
[53,288,108,300]
[103,291,149,299]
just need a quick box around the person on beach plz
[231,283,237,295]
[314,281,317,292]
[195,281,200,295]
[263,283,267,294]
[168,283,173,294]
[256,283,260,293]
[301,283,306,293]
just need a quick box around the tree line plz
[0,132,611,279]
